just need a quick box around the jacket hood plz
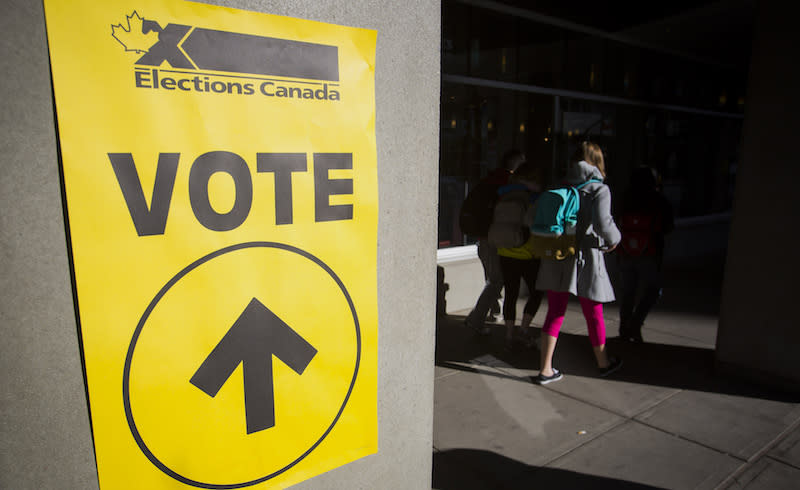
[567,160,604,184]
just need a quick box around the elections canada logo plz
[111,11,341,101]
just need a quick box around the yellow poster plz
[43,1,377,488]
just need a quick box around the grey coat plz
[535,160,622,302]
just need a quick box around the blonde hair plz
[572,141,606,178]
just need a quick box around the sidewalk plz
[432,256,800,489]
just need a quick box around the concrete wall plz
[438,246,485,314]
[0,0,440,488]
[716,0,800,391]
[0,1,98,488]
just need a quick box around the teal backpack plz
[529,179,601,259]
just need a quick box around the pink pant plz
[541,291,606,347]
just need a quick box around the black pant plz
[499,256,544,323]
[619,254,662,334]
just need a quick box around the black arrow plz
[190,298,317,434]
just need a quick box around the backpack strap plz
[571,178,603,250]
[574,178,602,190]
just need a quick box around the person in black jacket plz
[616,166,674,343]
[463,150,526,335]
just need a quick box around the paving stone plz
[723,457,800,489]
[640,310,719,347]
[432,448,536,490]
[433,447,661,490]
[434,263,800,490]
[548,420,741,489]
[449,308,471,317]
[545,375,681,418]
[434,367,624,467]
[768,423,800,468]
[636,390,800,460]
[633,328,713,349]
[435,365,461,380]
[487,339,702,420]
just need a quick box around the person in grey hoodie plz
[534,141,623,384]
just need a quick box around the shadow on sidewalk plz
[433,448,662,490]
[435,314,799,403]
[437,249,798,403]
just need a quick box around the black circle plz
[122,242,361,489]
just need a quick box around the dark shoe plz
[628,330,643,343]
[598,357,623,377]
[534,369,563,385]
[630,324,644,343]
[619,323,643,343]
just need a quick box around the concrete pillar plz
[0,1,98,487]
[0,1,440,488]
[716,0,800,391]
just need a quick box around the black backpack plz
[459,180,501,237]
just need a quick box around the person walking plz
[461,150,526,334]
[488,161,545,349]
[617,166,674,343]
[534,141,622,385]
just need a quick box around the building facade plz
[437,0,752,311]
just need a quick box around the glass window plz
[517,92,556,185]
[468,7,518,82]
[639,50,674,105]
[439,1,747,247]
[604,40,641,99]
[438,83,553,247]
[683,61,714,109]
[556,98,619,181]
[642,110,741,217]
[517,20,565,88]
[442,1,470,76]
[564,33,606,93]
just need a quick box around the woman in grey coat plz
[534,142,622,384]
